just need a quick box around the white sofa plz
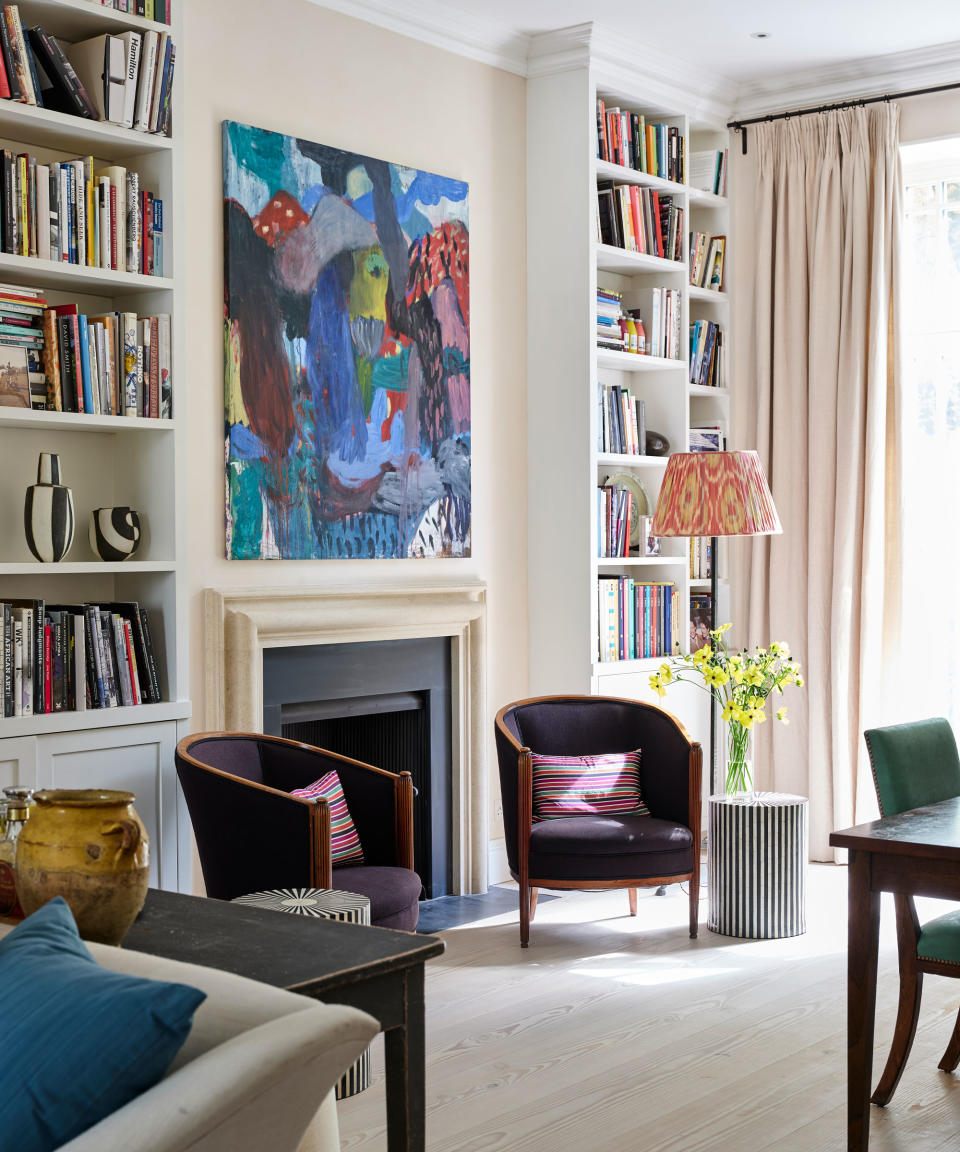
[0,924,379,1152]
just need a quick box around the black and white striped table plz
[707,793,808,939]
[233,887,372,1097]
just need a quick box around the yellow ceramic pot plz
[17,789,149,945]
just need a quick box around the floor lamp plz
[650,450,782,794]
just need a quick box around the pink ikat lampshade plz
[650,450,782,539]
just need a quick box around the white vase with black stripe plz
[89,506,142,562]
[24,452,75,563]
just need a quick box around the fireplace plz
[203,582,488,894]
[263,638,452,897]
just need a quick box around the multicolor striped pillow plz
[290,770,364,865]
[530,749,648,821]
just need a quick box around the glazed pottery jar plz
[16,790,149,945]
[24,452,75,562]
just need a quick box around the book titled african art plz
[223,121,470,559]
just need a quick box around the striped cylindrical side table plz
[707,793,808,939]
[232,887,371,1097]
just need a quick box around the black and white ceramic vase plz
[89,507,142,562]
[24,453,75,563]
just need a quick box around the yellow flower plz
[773,642,790,658]
[703,665,729,687]
[752,707,767,725]
[776,707,789,723]
[649,674,666,698]
[692,645,712,666]
[659,663,674,684]
[733,705,753,728]
[793,674,805,688]
[729,666,745,685]
[721,700,737,723]
[745,667,764,687]
[711,622,733,636]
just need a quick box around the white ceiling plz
[312,0,960,117]
[427,0,960,83]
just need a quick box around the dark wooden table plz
[125,889,445,1152]
[830,796,960,1151]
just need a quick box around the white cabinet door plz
[0,738,38,793]
[36,722,187,891]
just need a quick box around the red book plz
[109,184,118,269]
[43,623,52,714]
[140,189,149,274]
[650,191,664,258]
[122,620,140,706]
[0,31,10,99]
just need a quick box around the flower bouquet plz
[648,623,804,794]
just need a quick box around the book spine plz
[139,608,161,701]
[42,621,51,714]
[72,159,86,267]
[126,170,139,274]
[153,195,162,277]
[0,10,17,101]
[77,312,94,413]
[158,313,171,418]
[97,610,118,707]
[109,181,118,269]
[148,314,159,418]
[111,614,132,707]
[121,311,137,416]
[4,7,34,105]
[122,618,140,705]
[85,607,104,708]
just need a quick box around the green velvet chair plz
[863,718,960,1105]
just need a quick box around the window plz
[899,138,960,728]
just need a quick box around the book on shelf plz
[689,232,726,290]
[644,287,681,360]
[688,320,724,388]
[597,577,679,662]
[596,180,684,262]
[689,150,728,197]
[598,383,645,456]
[0,147,165,275]
[0,283,171,418]
[0,599,162,717]
[596,100,684,182]
[85,3,173,23]
[1,8,174,132]
[690,538,712,580]
[690,594,712,652]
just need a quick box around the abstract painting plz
[223,121,470,559]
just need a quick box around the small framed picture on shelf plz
[0,344,30,409]
[637,515,661,556]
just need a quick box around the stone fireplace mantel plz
[203,581,488,893]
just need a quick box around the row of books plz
[600,384,646,456]
[689,321,725,388]
[597,287,625,351]
[85,1,172,21]
[0,11,174,135]
[690,537,713,579]
[690,150,728,198]
[690,232,725,291]
[1,599,162,718]
[597,482,633,558]
[596,101,684,183]
[0,284,172,417]
[1,153,163,275]
[597,182,684,262]
[647,287,682,360]
[598,578,680,662]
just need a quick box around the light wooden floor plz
[338,865,960,1151]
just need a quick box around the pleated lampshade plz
[650,450,782,538]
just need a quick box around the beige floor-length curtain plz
[731,105,902,860]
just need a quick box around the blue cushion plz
[0,897,206,1152]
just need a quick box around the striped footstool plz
[232,887,371,1097]
[707,793,808,939]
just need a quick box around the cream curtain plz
[731,105,902,859]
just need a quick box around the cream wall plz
[181,0,528,876]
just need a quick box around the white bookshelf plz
[526,35,731,754]
[0,0,189,891]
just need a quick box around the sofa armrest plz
[59,1002,378,1152]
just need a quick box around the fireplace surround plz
[203,582,488,893]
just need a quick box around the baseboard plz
[488,837,510,885]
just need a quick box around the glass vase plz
[725,721,753,796]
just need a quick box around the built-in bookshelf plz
[526,32,732,754]
[0,0,186,891]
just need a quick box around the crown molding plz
[734,40,960,120]
[305,0,531,75]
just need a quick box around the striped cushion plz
[531,749,648,821]
[290,771,364,865]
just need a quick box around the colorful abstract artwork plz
[222,121,470,559]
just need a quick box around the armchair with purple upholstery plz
[495,696,702,947]
[175,732,422,931]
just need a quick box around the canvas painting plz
[222,121,470,559]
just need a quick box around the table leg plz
[384,964,426,1152]
[847,848,880,1151]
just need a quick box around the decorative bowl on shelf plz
[645,431,670,457]
[90,507,142,562]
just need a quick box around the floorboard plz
[337,865,960,1151]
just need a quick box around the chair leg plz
[529,887,539,922]
[519,877,530,948]
[689,868,700,940]
[628,888,637,916]
[872,895,924,1106]
[938,1005,960,1072]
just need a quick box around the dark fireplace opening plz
[262,638,452,898]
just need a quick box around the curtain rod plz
[728,80,960,153]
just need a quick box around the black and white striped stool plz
[232,887,372,1097]
[707,793,808,939]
